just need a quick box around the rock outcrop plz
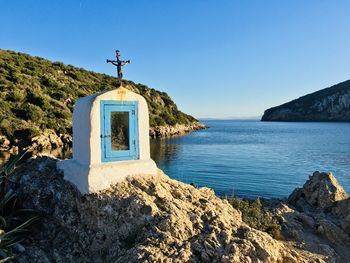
[261,80,350,121]
[288,171,348,210]
[0,135,18,153]
[10,157,325,263]
[149,122,206,138]
[275,171,350,261]
[0,135,10,150]
[29,129,72,150]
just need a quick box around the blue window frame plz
[100,101,139,162]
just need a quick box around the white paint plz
[57,86,158,193]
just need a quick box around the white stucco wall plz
[57,86,157,193]
[72,94,97,165]
[73,86,150,164]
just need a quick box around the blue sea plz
[150,120,350,198]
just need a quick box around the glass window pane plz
[110,111,129,151]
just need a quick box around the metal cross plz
[106,50,130,86]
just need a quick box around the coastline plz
[0,121,207,155]
[149,121,207,138]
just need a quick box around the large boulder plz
[288,171,348,210]
[285,171,350,258]
[9,157,324,263]
[30,129,63,150]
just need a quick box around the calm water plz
[1,120,349,199]
[150,120,350,198]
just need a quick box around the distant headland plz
[261,80,350,122]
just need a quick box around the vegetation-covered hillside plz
[262,80,350,121]
[0,49,200,145]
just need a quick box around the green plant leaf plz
[3,151,27,176]
[0,256,14,263]
[0,190,15,212]
[0,216,6,229]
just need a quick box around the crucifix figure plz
[107,50,130,85]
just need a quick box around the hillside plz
[0,49,204,150]
[261,80,350,121]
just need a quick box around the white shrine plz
[57,86,158,193]
[57,51,157,193]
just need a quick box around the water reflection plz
[150,138,181,166]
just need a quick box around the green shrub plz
[24,61,37,71]
[52,61,65,69]
[27,90,51,110]
[53,109,71,119]
[40,75,59,89]
[66,70,82,80]
[60,85,76,96]
[7,89,26,102]
[160,111,176,126]
[149,116,156,127]
[224,197,283,240]
[23,104,43,121]
[175,112,190,124]
[44,118,59,130]
[49,90,67,101]
[0,119,14,138]
[6,71,19,84]
[156,117,166,126]
[13,90,25,102]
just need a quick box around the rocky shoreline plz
[6,157,350,262]
[0,121,206,153]
[149,121,207,138]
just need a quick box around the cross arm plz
[106,59,119,67]
[121,60,130,66]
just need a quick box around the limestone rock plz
[331,198,350,235]
[0,135,10,150]
[275,201,350,262]
[30,129,63,150]
[149,122,207,138]
[288,171,348,210]
[317,219,350,244]
[59,133,72,147]
[9,145,19,154]
[10,157,323,263]
[282,171,350,260]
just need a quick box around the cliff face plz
[9,157,330,263]
[261,80,350,121]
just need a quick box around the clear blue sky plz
[1,1,350,118]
